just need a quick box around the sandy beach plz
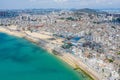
[0,26,101,80]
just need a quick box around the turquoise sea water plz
[0,33,89,80]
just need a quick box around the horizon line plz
[0,8,120,10]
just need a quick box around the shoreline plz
[0,26,101,80]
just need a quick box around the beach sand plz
[0,26,101,80]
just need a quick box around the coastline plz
[0,26,101,80]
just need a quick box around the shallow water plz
[0,33,89,80]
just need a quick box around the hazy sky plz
[0,0,120,9]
